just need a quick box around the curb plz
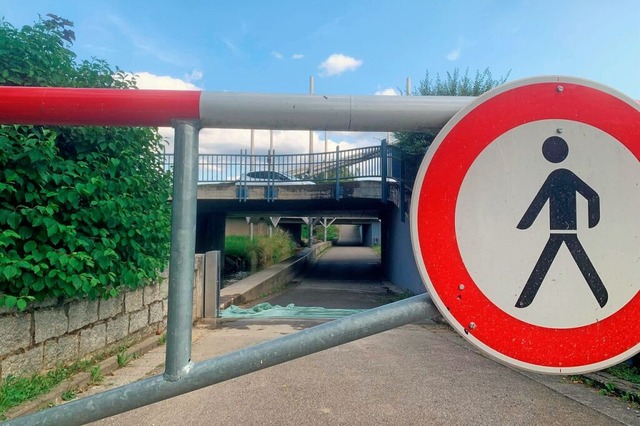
[3,334,163,420]
[582,371,640,402]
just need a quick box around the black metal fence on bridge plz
[163,142,409,186]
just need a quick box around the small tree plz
[0,15,171,309]
[394,68,510,179]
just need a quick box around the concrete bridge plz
[166,142,424,295]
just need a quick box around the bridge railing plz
[163,142,404,184]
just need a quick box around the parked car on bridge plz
[236,171,315,186]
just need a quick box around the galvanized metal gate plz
[0,87,471,425]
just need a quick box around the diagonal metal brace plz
[8,294,435,426]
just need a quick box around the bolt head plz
[557,85,564,93]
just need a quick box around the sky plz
[2,0,640,154]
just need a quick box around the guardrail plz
[163,141,404,184]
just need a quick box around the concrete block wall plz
[0,271,172,382]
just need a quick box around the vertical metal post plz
[380,138,388,203]
[250,129,255,172]
[400,150,407,223]
[324,130,328,153]
[335,145,340,201]
[165,120,200,382]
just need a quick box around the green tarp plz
[220,302,365,319]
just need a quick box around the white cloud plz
[184,69,203,83]
[319,53,363,77]
[374,88,400,96]
[131,72,201,90]
[446,48,461,61]
[126,72,201,153]
[272,51,284,59]
[446,37,464,61]
[196,129,357,155]
[222,38,241,56]
[292,53,304,59]
[162,128,384,155]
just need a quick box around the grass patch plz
[606,362,640,384]
[90,366,103,385]
[61,390,76,401]
[0,359,93,415]
[0,340,137,416]
[225,230,296,273]
[372,244,381,257]
[116,349,132,368]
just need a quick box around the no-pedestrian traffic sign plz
[410,76,640,374]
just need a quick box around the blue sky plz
[2,1,639,153]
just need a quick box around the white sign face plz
[411,76,640,374]
[456,119,640,329]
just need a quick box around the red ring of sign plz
[416,81,640,368]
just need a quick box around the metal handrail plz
[163,143,404,184]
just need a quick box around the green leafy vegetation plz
[372,244,381,257]
[89,366,103,385]
[61,390,77,401]
[225,229,296,273]
[606,362,640,384]
[116,349,132,368]
[393,68,510,180]
[0,15,171,309]
[0,358,94,415]
[302,224,339,242]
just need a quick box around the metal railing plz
[164,142,404,184]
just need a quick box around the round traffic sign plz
[410,76,640,374]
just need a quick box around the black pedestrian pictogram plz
[516,136,608,308]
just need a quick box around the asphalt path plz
[88,246,639,425]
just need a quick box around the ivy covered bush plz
[0,15,172,310]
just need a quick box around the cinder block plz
[34,309,68,344]
[129,309,148,333]
[159,281,169,299]
[68,298,99,331]
[0,314,32,357]
[106,315,129,344]
[99,294,123,320]
[80,323,106,357]
[44,334,79,368]
[125,289,143,313]
[149,302,163,324]
[143,284,163,304]
[1,345,43,380]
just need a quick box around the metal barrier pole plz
[165,120,200,381]
[8,294,434,426]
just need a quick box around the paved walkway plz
[65,247,640,424]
